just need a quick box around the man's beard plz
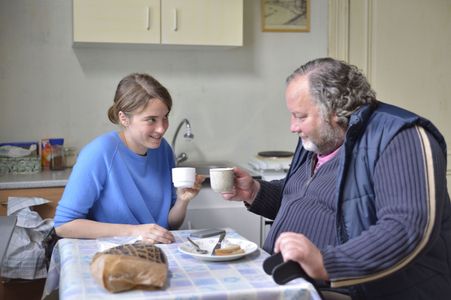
[301,120,344,155]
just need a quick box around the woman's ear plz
[118,111,129,127]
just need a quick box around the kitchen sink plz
[177,161,233,176]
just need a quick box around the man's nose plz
[290,119,300,133]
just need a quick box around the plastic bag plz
[1,197,53,279]
[90,241,168,293]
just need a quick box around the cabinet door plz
[181,187,261,245]
[73,0,161,44]
[0,187,64,218]
[448,154,451,194]
[182,207,261,246]
[161,0,243,46]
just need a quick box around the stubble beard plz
[301,120,344,155]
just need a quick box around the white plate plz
[178,237,258,261]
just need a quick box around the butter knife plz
[211,232,226,255]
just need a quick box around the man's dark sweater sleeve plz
[248,179,285,220]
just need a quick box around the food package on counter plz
[0,141,40,175]
[41,139,52,169]
[0,142,38,158]
[41,138,64,170]
[90,241,168,293]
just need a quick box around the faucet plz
[171,118,194,165]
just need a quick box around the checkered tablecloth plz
[42,229,320,300]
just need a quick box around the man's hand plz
[220,167,260,205]
[274,232,329,280]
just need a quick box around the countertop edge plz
[0,179,68,189]
[0,163,262,190]
[0,169,71,190]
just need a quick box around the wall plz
[350,0,451,147]
[0,0,329,166]
[331,0,451,147]
[329,0,451,193]
[352,0,451,193]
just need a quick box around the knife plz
[211,232,226,255]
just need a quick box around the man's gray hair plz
[287,57,377,126]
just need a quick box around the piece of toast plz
[214,244,245,256]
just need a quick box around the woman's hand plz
[131,223,175,244]
[55,219,175,243]
[177,175,205,203]
[168,175,205,229]
[274,232,329,280]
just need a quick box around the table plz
[42,229,321,300]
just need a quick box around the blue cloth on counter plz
[54,131,176,228]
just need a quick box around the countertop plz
[0,169,72,189]
[0,163,261,190]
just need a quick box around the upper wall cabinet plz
[73,0,243,46]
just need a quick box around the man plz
[222,58,451,299]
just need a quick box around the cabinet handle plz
[146,7,151,30]
[173,9,178,31]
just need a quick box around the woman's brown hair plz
[107,73,172,124]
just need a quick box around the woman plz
[54,73,203,243]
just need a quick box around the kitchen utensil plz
[209,168,234,193]
[257,151,294,158]
[211,232,226,255]
[186,237,208,254]
[178,237,258,261]
[172,167,196,188]
[190,228,226,238]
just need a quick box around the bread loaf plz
[90,241,168,293]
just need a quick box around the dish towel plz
[1,197,53,279]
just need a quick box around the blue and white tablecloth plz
[42,229,321,300]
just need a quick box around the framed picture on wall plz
[261,0,310,32]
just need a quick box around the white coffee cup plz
[172,167,196,188]
[209,167,234,193]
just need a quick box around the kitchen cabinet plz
[73,0,243,46]
[0,187,64,218]
[0,169,70,218]
[0,185,64,300]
